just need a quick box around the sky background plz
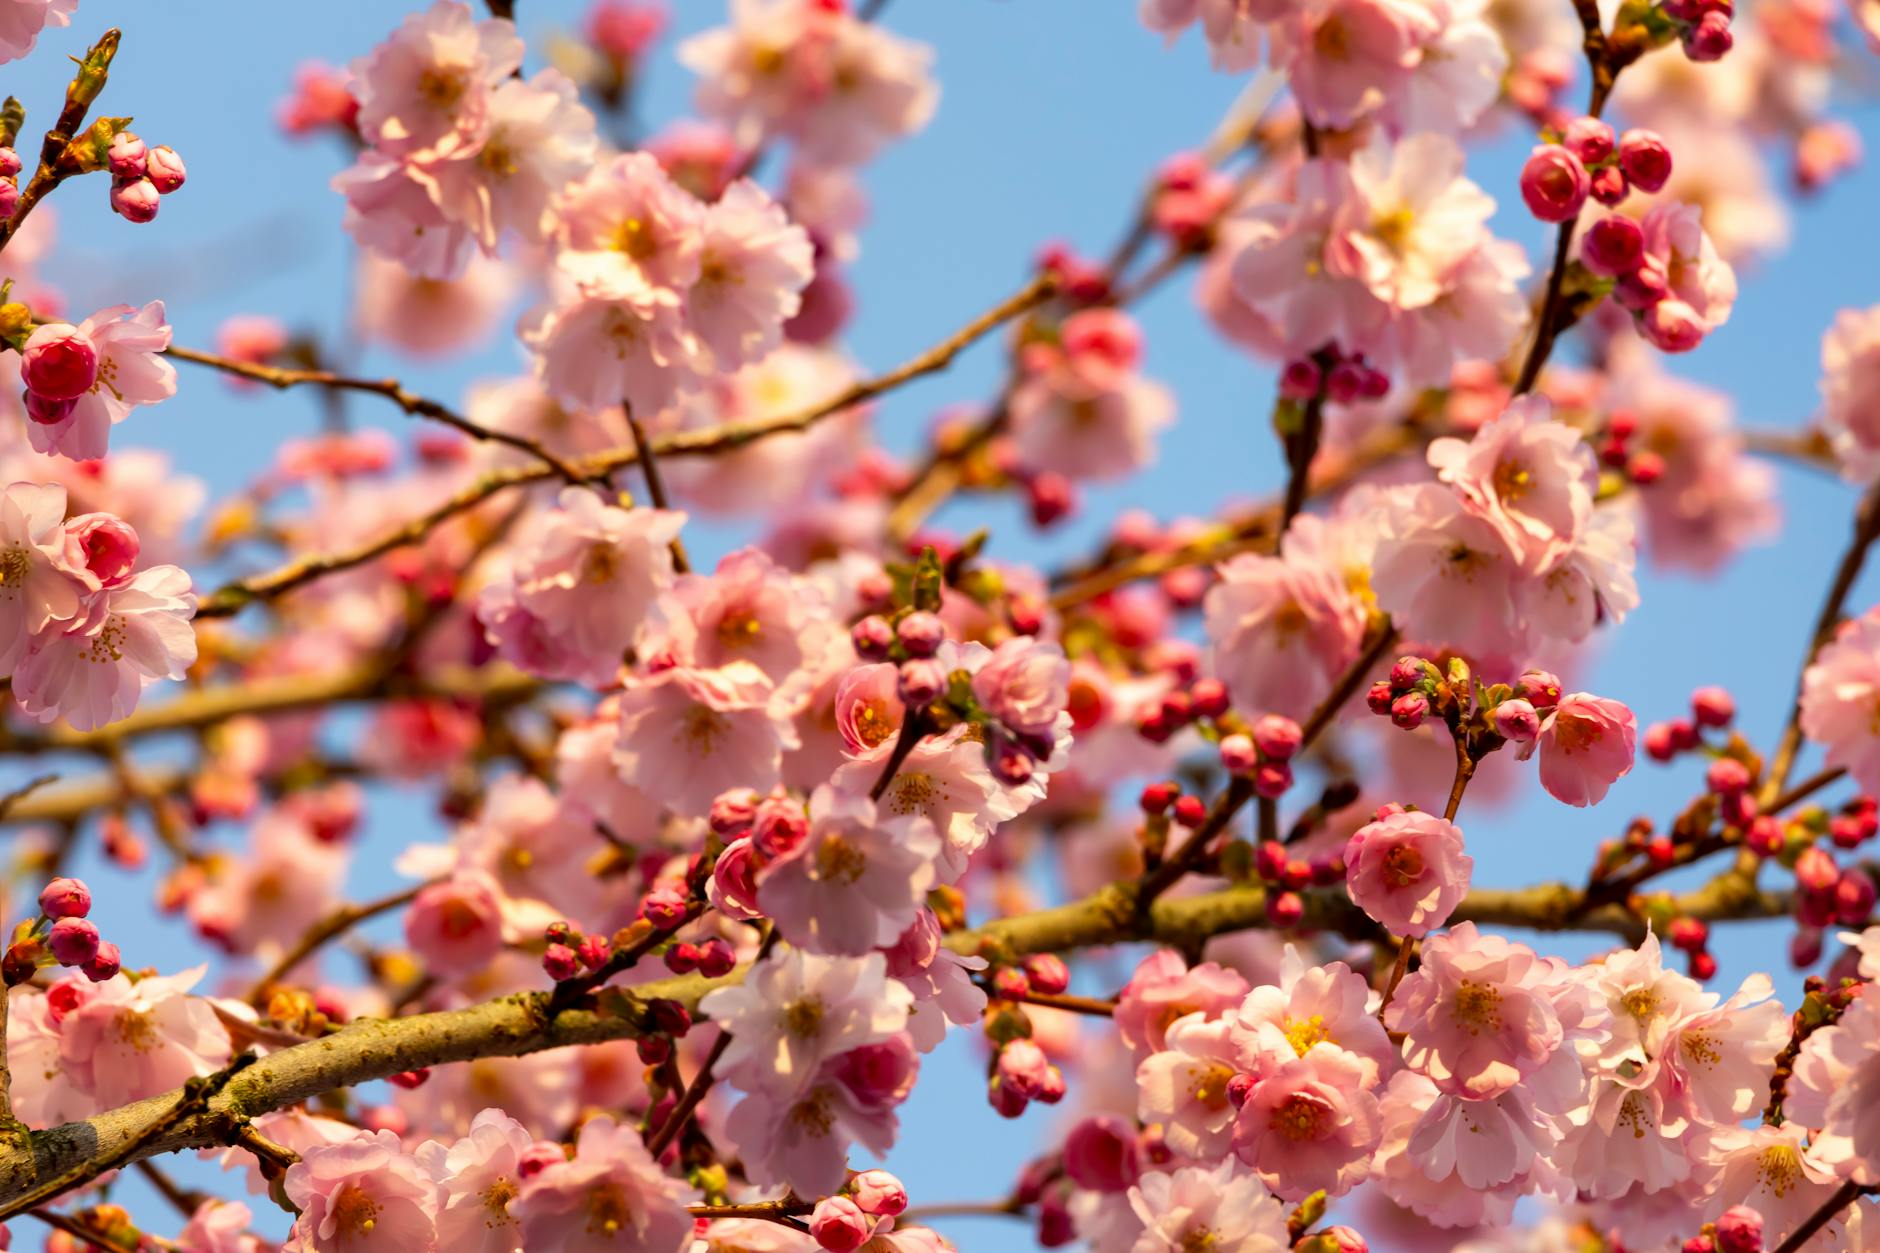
[4,1,1880,1248]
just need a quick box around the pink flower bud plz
[1189,677,1230,719]
[107,132,147,179]
[753,803,809,860]
[1366,680,1394,715]
[542,943,581,981]
[897,657,945,707]
[1683,10,1733,60]
[80,940,120,982]
[1493,698,1541,742]
[1389,692,1428,730]
[851,615,894,661]
[1836,868,1875,923]
[1219,733,1258,774]
[110,177,161,223]
[663,941,700,974]
[1791,925,1824,968]
[988,1073,1030,1118]
[639,885,691,929]
[38,877,91,920]
[988,729,1038,786]
[809,1195,873,1252]
[1266,889,1305,927]
[1252,714,1304,761]
[1615,257,1670,311]
[387,1068,430,1089]
[1587,163,1630,206]
[144,145,186,194]
[517,1141,565,1178]
[1063,1115,1142,1192]
[1318,1228,1369,1253]
[1280,358,1322,400]
[998,1038,1051,1099]
[0,182,16,220]
[21,322,99,401]
[1642,298,1707,353]
[1706,757,1751,796]
[1582,214,1644,277]
[847,1169,907,1218]
[896,611,946,658]
[1715,1205,1764,1253]
[1690,949,1718,979]
[65,513,140,590]
[1139,781,1179,814]
[1326,361,1367,404]
[1028,472,1076,528]
[1023,952,1071,995]
[1520,144,1590,222]
[1389,657,1426,688]
[0,146,19,178]
[1691,685,1735,728]
[1686,1236,1718,1253]
[1619,129,1673,193]
[48,917,100,966]
[696,937,736,978]
[992,965,1031,1001]
[1563,116,1615,164]
[1795,846,1840,893]
[1252,760,1293,799]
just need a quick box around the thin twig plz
[247,881,432,1004]
[624,404,690,574]
[1771,1180,1866,1253]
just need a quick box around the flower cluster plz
[8,301,177,460]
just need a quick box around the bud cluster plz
[3,877,120,985]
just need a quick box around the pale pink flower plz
[557,150,706,292]
[1138,0,1279,71]
[642,546,837,697]
[1385,239,1532,388]
[525,262,700,415]
[447,774,609,931]
[971,636,1071,739]
[1115,949,1251,1060]
[1276,0,1440,129]
[1427,395,1596,572]
[1006,329,1175,483]
[1801,610,1880,794]
[356,251,517,359]
[1233,1049,1382,1199]
[335,152,477,280]
[1237,947,1394,1085]
[1585,929,1708,1073]
[350,0,522,161]
[1135,1013,1247,1159]
[1517,504,1640,644]
[1380,0,1507,136]
[688,179,816,371]
[1520,691,1637,807]
[1385,922,1564,1099]
[1228,161,1390,361]
[1787,992,1880,1184]
[13,563,198,733]
[832,727,1013,882]
[511,1115,693,1253]
[411,1109,532,1253]
[1700,1124,1853,1251]
[834,662,904,756]
[883,910,987,1052]
[0,481,93,671]
[285,1129,441,1253]
[403,872,507,977]
[1553,1079,1691,1200]
[1657,972,1787,1124]
[1330,134,1495,311]
[477,487,683,686]
[205,1110,362,1196]
[0,0,74,63]
[723,1055,906,1198]
[27,301,177,462]
[1372,1070,1537,1229]
[177,1200,261,1253]
[423,69,597,252]
[612,661,800,816]
[699,948,912,1098]
[1821,305,1880,480]
[186,806,347,959]
[58,966,231,1112]
[680,0,938,166]
[1634,201,1738,353]
[1370,483,1526,657]
[1343,809,1473,939]
[7,985,94,1127]
[1405,1083,1558,1194]
[400,1049,577,1140]
[1128,1162,1290,1253]
[757,784,941,955]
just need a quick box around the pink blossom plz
[1520,691,1637,807]
[1276,0,1440,130]
[834,726,1017,881]
[1657,973,1788,1124]
[1237,947,1395,1085]
[723,1056,907,1198]
[349,0,522,161]
[680,0,938,167]
[403,872,507,977]
[1822,305,1880,480]
[688,179,816,371]
[285,1128,441,1252]
[0,482,94,671]
[1634,201,1738,352]
[1344,809,1473,939]
[643,546,838,696]
[445,774,609,931]
[1115,949,1251,1060]
[1787,992,1880,1184]
[1233,1049,1382,1200]
[1370,483,1526,657]
[510,1115,693,1253]
[26,302,177,462]
[334,152,477,280]
[699,948,912,1098]
[57,966,231,1114]
[1384,922,1564,1099]
[1426,395,1596,572]
[355,251,516,359]
[412,1109,532,1253]
[612,661,800,816]
[1372,1070,1534,1229]
[757,784,941,955]
[557,150,705,292]
[186,806,347,958]
[1128,1162,1290,1252]
[1135,1013,1247,1159]
[477,487,683,685]
[13,563,197,733]
[423,69,597,252]
[834,662,905,756]
[1801,611,1880,794]
[1700,1124,1852,1251]
[883,909,988,1052]
[1138,0,1278,71]
[177,1199,261,1253]
[0,0,74,63]
[971,636,1071,739]
[525,262,700,416]
[1381,0,1508,137]
[1331,133,1496,311]
[1007,318,1176,482]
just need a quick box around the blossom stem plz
[246,881,434,1005]
[899,1200,1027,1223]
[985,987,1117,1017]
[0,30,120,259]
[1771,1180,1868,1253]
[623,404,692,574]
[686,1199,814,1221]
[1759,481,1880,807]
[1376,936,1416,1017]
[1277,388,1328,537]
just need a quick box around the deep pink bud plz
[849,1169,908,1218]
[696,937,736,978]
[1318,1228,1369,1253]
[1587,163,1630,206]
[1745,815,1785,857]
[708,787,758,837]
[1493,698,1541,742]
[851,615,894,660]
[1684,1236,1717,1253]
[1706,757,1752,796]
[988,1074,1029,1118]
[649,998,692,1036]
[1036,1194,1075,1247]
[1171,794,1207,827]
[1389,692,1428,730]
[1581,214,1644,277]
[1795,846,1840,892]
[387,1068,430,1089]
[1563,116,1615,164]
[998,1038,1051,1099]
[22,390,73,425]
[1389,657,1427,688]
[1028,472,1076,528]
[1036,1064,1066,1104]
[1265,890,1305,927]
[47,917,100,967]
[1252,714,1304,761]
[1615,258,1670,311]
[80,940,121,983]
[897,657,945,707]
[1691,685,1735,728]
[1063,1115,1142,1192]
[1715,1205,1764,1253]
[1644,721,1678,762]
[1226,1071,1255,1107]
[542,943,581,981]
[1023,953,1071,995]
[1520,144,1590,222]
[988,730,1038,786]
[1791,925,1824,968]
[810,1196,871,1252]
[1668,916,1709,952]
[577,933,610,969]
[1139,781,1179,814]
[1219,733,1259,774]
[1517,671,1563,706]
[0,147,19,178]
[1366,681,1395,715]
[1619,129,1673,193]
[1684,10,1733,60]
[639,885,691,929]
[636,1034,672,1065]
[0,181,17,219]
[1280,358,1322,400]
[1256,840,1289,881]
[1252,760,1292,799]
[21,323,98,401]
[1189,677,1230,719]
[1325,361,1367,405]
[1835,868,1875,923]
[991,965,1031,1001]
[896,611,946,658]
[65,514,140,590]
[663,941,701,974]
[38,877,91,920]
[107,132,147,179]
[110,177,161,223]
[144,145,186,193]
[752,803,808,860]
[1669,718,1702,751]
[1690,950,1718,979]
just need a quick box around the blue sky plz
[5,1,1880,1248]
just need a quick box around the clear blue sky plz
[5,2,1880,1248]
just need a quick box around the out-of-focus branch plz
[246,881,434,1004]
[193,274,1057,620]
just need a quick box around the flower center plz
[1493,458,1533,503]
[1757,1145,1805,1198]
[417,65,468,111]
[676,704,728,754]
[611,217,657,260]
[330,1183,381,1239]
[784,996,825,1039]
[789,1087,836,1137]
[1269,1092,1331,1141]
[853,701,896,748]
[1313,15,1350,59]
[716,608,763,649]
[815,833,868,885]
[481,1176,519,1224]
[1382,844,1425,888]
[1188,1061,1237,1110]
[1283,1014,1330,1057]
[1451,980,1503,1034]
[585,1182,633,1238]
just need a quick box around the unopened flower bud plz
[897,657,945,707]
[38,877,91,920]
[1063,1115,1141,1192]
[145,145,186,194]
[663,941,701,974]
[696,937,736,978]
[639,885,691,930]
[107,131,147,179]
[1706,757,1752,796]
[1691,685,1735,728]
[1516,670,1563,707]
[896,611,945,658]
[110,177,161,223]
[0,147,19,178]
[1219,733,1258,774]
[1139,781,1179,815]
[1171,794,1207,827]
[1390,692,1428,730]
[81,941,121,982]
[47,917,100,967]
[1024,953,1071,995]
[1795,846,1840,893]
[1493,698,1541,742]
[1835,868,1875,923]
[1619,129,1673,193]
[1684,10,1733,60]
[851,615,894,660]
[849,1169,908,1217]
[1188,677,1230,719]
[542,943,581,981]
[21,323,98,401]
[1520,144,1589,222]
[1252,714,1303,761]
[1280,358,1322,400]
[1588,163,1630,206]
[1252,760,1292,799]
[1265,889,1305,927]
[1325,361,1367,405]
[810,1196,871,1252]
[1715,1204,1764,1253]
[1562,116,1615,164]
[1582,214,1644,277]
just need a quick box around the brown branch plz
[193,274,1056,620]
[1771,1180,1867,1253]
[0,30,119,258]
[988,988,1116,1016]
[246,881,432,1004]
[645,1030,734,1159]
[623,404,690,574]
